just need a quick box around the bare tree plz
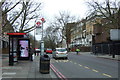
[1,0,21,33]
[86,0,120,29]
[49,11,77,48]
[9,0,42,33]
[43,26,58,49]
[1,0,42,33]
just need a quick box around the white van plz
[52,48,68,59]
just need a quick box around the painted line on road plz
[70,60,113,78]
[59,60,62,62]
[50,64,68,80]
[84,66,90,69]
[56,60,58,63]
[78,64,83,66]
[3,72,16,75]
[70,61,73,63]
[50,65,62,79]
[64,60,69,62]
[92,69,99,72]
[102,73,112,78]
[74,62,77,64]
[66,60,69,62]
[55,60,69,63]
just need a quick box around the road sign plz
[36,28,41,35]
[36,21,41,28]
[41,18,45,23]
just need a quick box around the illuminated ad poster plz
[19,40,29,57]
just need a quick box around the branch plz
[24,15,39,26]
[20,2,29,31]
[28,3,41,15]
[25,27,36,33]
[10,2,24,26]
[106,0,112,16]
[23,25,35,31]
[3,1,20,16]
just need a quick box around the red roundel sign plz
[36,21,41,27]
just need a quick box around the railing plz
[92,42,120,55]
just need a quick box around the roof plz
[7,33,26,35]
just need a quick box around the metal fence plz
[92,42,120,55]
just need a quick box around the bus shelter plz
[7,33,30,66]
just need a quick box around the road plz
[48,52,118,78]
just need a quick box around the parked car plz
[45,48,53,54]
[52,48,68,59]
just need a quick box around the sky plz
[40,0,89,22]
[34,0,90,40]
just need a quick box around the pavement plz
[73,52,120,61]
[1,55,58,80]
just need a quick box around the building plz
[65,23,76,48]
[69,19,89,51]
[1,11,14,54]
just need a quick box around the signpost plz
[35,18,45,56]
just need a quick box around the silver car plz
[52,48,68,59]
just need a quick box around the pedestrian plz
[76,48,80,55]
[30,46,34,61]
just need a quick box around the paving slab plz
[2,55,57,79]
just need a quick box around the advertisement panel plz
[19,40,29,57]
[18,39,30,60]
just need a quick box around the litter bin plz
[39,54,50,74]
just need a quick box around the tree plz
[1,0,21,33]
[43,26,58,49]
[1,0,42,33]
[49,11,78,49]
[28,33,39,49]
[86,0,120,29]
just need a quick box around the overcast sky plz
[40,0,89,22]
[35,0,90,40]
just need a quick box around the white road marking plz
[59,60,62,62]
[102,73,112,78]
[56,60,58,62]
[3,72,16,75]
[92,69,99,72]
[84,66,90,69]
[74,62,77,64]
[78,64,82,66]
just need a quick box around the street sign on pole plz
[41,18,45,23]
[34,18,45,56]
[36,28,41,35]
[36,21,41,28]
